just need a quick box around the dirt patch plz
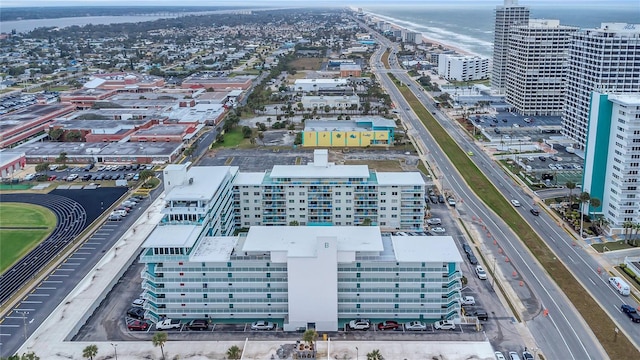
[343,160,405,172]
[290,58,325,71]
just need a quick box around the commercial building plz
[301,118,396,147]
[506,19,578,116]
[339,64,362,78]
[583,92,640,235]
[300,94,360,112]
[491,0,530,94]
[293,78,349,93]
[562,23,640,150]
[0,103,76,148]
[234,150,423,230]
[437,54,489,82]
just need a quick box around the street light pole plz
[355,346,358,360]
[111,343,118,360]
[16,310,29,340]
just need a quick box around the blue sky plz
[2,0,639,8]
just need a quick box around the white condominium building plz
[562,23,640,150]
[139,226,464,331]
[234,150,425,230]
[437,54,489,82]
[300,94,360,111]
[491,0,530,94]
[583,92,640,235]
[506,19,578,116]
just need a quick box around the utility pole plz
[16,310,29,340]
[111,343,118,360]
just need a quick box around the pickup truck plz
[155,319,182,330]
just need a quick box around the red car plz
[48,175,57,181]
[377,320,400,330]
[127,320,149,331]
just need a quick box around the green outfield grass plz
[0,203,57,273]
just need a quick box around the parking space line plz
[27,294,50,297]
[49,274,69,277]
[69,257,86,261]
[74,252,91,255]
[42,280,62,283]
[35,287,57,290]
[55,268,76,271]
[83,247,96,250]
[14,308,34,312]
[21,301,42,304]
[0,325,19,328]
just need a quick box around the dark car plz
[127,320,149,331]
[377,320,400,330]
[621,304,640,323]
[430,195,438,204]
[187,319,210,331]
[530,208,540,216]
[538,156,546,161]
[437,195,445,203]
[473,309,488,321]
[467,254,479,265]
[462,244,472,255]
[126,307,145,320]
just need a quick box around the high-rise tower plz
[491,0,530,94]
[562,23,640,149]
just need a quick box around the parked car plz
[437,195,445,203]
[508,352,522,360]
[429,195,438,204]
[475,265,488,280]
[522,350,534,360]
[434,320,455,330]
[48,175,57,181]
[186,319,210,331]
[495,351,506,360]
[132,298,145,307]
[24,173,36,181]
[530,208,540,216]
[431,227,446,234]
[447,197,456,206]
[126,307,145,320]
[621,304,640,323]
[348,319,371,330]
[251,321,276,330]
[156,318,182,330]
[426,218,442,225]
[462,244,472,255]
[108,213,122,221]
[510,199,521,207]
[473,309,488,321]
[127,320,149,331]
[377,320,400,330]
[538,156,546,161]
[467,254,479,265]
[460,296,475,305]
[404,321,427,331]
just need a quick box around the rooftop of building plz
[304,118,396,131]
[165,103,225,122]
[242,226,384,257]
[165,166,238,202]
[608,93,640,106]
[269,162,371,179]
[294,78,348,84]
[190,236,239,262]
[133,123,193,136]
[233,171,266,185]
[0,104,75,125]
[339,64,362,70]
[51,118,151,130]
[391,235,464,263]
[376,172,424,186]
[142,224,202,248]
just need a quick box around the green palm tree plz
[152,332,168,360]
[565,181,576,204]
[302,329,317,346]
[578,191,591,238]
[226,345,242,360]
[367,349,384,360]
[82,345,98,360]
[623,221,634,244]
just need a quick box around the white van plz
[609,277,630,296]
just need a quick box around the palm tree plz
[632,223,640,247]
[565,181,576,204]
[579,191,591,238]
[302,329,317,348]
[623,221,634,244]
[152,331,168,360]
[367,349,384,360]
[139,169,155,185]
[226,345,242,360]
[82,345,98,360]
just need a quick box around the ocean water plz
[363,4,640,57]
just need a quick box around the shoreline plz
[360,9,483,58]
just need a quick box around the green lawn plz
[394,76,639,359]
[211,128,251,149]
[0,203,57,273]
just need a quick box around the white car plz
[510,199,521,207]
[155,318,182,330]
[433,320,455,330]
[132,298,145,307]
[24,173,36,181]
[460,296,475,305]
[475,265,488,280]
[404,321,427,331]
[348,319,371,330]
[431,227,446,234]
[495,352,506,360]
[508,352,522,360]
[250,321,275,330]
[426,218,442,225]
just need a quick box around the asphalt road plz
[365,28,616,359]
[0,186,162,357]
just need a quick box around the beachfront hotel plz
[582,92,640,235]
[491,0,530,94]
[138,152,463,330]
[562,23,640,150]
[437,54,489,82]
[505,19,578,116]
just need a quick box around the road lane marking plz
[20,301,42,304]
[589,278,596,286]
[0,325,19,328]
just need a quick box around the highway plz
[365,30,635,359]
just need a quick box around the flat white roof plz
[242,226,383,257]
[142,225,202,248]
[609,93,640,106]
[270,163,370,179]
[166,166,236,201]
[391,236,464,263]
[376,172,425,186]
[190,236,239,262]
[295,79,348,84]
[233,171,266,185]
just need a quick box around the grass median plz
[391,75,638,359]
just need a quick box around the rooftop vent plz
[188,177,194,185]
